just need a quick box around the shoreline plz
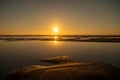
[0,36,120,42]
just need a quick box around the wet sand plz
[5,56,120,80]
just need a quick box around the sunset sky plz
[0,0,120,35]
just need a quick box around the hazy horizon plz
[0,34,120,36]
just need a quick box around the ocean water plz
[0,39,120,79]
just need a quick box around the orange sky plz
[0,0,120,35]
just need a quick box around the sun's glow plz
[53,27,59,33]
[53,26,59,44]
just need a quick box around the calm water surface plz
[0,41,120,79]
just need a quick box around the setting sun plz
[1,0,120,80]
[53,27,59,33]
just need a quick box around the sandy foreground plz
[5,61,120,80]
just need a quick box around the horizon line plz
[0,34,120,37]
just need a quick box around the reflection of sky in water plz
[0,41,120,79]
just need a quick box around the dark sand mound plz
[5,57,120,80]
[39,56,73,64]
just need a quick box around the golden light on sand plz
[53,27,59,33]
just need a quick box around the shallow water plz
[0,40,120,79]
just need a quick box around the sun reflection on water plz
[54,40,58,44]
[54,36,58,44]
[54,36,58,40]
